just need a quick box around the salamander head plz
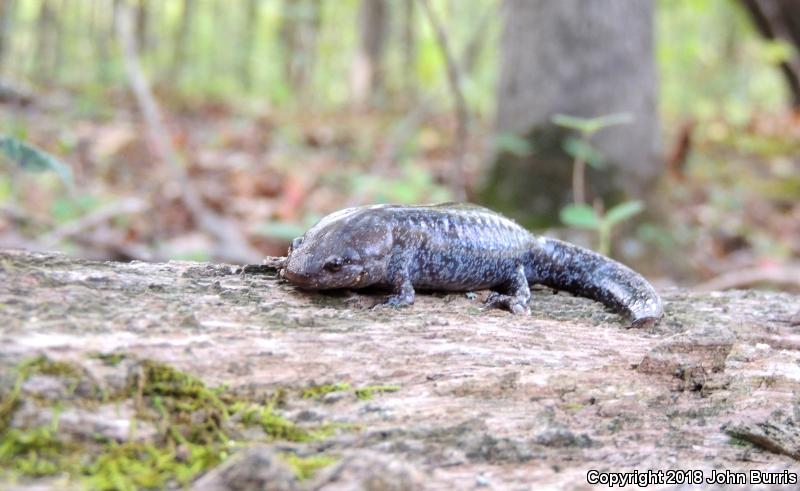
[282,207,393,290]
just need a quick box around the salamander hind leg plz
[483,264,531,315]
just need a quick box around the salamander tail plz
[528,237,663,328]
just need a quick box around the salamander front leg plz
[381,248,415,308]
[384,276,415,307]
[484,264,530,315]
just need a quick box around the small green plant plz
[559,201,644,257]
[494,132,534,157]
[552,113,644,256]
[552,113,631,206]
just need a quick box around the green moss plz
[301,383,351,400]
[128,360,230,445]
[0,355,354,489]
[302,383,400,402]
[0,425,71,477]
[0,356,83,433]
[466,306,482,315]
[311,422,363,440]
[17,355,82,380]
[0,377,23,434]
[89,353,127,367]
[238,404,318,442]
[280,453,338,481]
[82,442,226,491]
[354,385,400,401]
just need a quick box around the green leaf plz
[561,137,606,169]
[552,113,633,136]
[494,132,534,157]
[603,201,644,227]
[0,135,74,188]
[560,204,600,230]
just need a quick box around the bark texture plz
[1,250,799,490]
[482,0,661,227]
[0,0,15,68]
[351,0,389,107]
[280,0,321,97]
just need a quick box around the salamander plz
[281,203,663,327]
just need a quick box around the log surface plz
[2,249,799,490]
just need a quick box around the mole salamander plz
[281,203,663,328]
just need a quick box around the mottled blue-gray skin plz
[282,203,663,328]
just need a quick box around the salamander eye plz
[323,257,343,272]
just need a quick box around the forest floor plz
[2,90,800,288]
[1,249,799,490]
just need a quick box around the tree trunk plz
[351,0,388,108]
[135,0,149,54]
[34,0,57,80]
[0,0,16,70]
[480,0,660,229]
[169,0,195,84]
[92,0,114,83]
[279,0,321,98]
[401,0,416,101]
[239,0,259,90]
[740,0,800,107]
[460,1,493,77]
[51,0,68,79]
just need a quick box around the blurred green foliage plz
[0,0,788,129]
[552,112,643,256]
[551,113,633,137]
[2,0,500,114]
[348,163,451,203]
[493,132,534,158]
[656,0,788,124]
[0,135,74,189]
[560,201,644,257]
[1,0,797,269]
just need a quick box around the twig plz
[370,99,431,176]
[38,197,149,249]
[69,228,160,262]
[665,118,695,182]
[417,0,468,201]
[459,2,496,75]
[694,264,800,292]
[572,144,587,206]
[116,4,260,264]
[1,198,154,260]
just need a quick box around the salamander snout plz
[282,250,318,288]
[284,246,370,290]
